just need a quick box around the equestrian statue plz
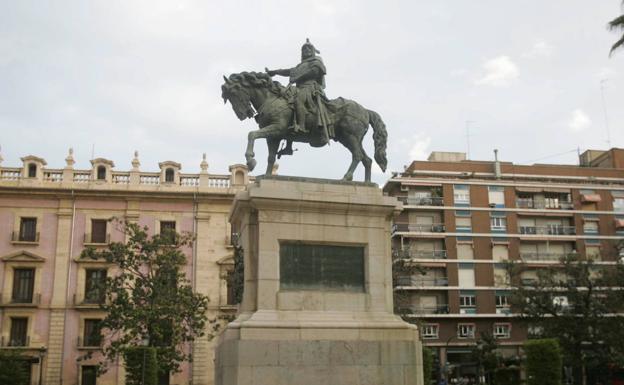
[221,39,387,182]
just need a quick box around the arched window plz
[234,171,244,185]
[165,168,175,183]
[97,166,106,180]
[27,163,37,178]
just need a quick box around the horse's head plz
[221,74,256,121]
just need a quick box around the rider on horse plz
[265,38,332,156]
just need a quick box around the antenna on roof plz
[465,121,474,159]
[600,79,612,148]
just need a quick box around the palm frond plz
[609,14,624,30]
[610,35,624,56]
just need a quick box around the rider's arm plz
[266,67,292,77]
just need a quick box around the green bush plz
[0,350,30,385]
[524,339,562,385]
[422,346,434,385]
[494,366,521,385]
[123,347,158,385]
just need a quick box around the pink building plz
[0,150,250,385]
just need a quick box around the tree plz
[524,339,562,385]
[506,250,624,385]
[81,220,219,376]
[609,1,624,55]
[0,350,30,385]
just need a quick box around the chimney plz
[494,149,501,179]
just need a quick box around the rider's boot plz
[293,104,308,133]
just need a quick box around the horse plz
[220,71,387,182]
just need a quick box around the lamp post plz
[38,346,47,385]
[444,335,456,383]
[141,337,150,385]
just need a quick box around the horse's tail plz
[367,109,388,172]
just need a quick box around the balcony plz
[397,196,444,206]
[77,336,102,349]
[520,252,572,262]
[516,198,573,210]
[73,294,104,308]
[396,304,450,315]
[519,226,575,236]
[496,306,512,315]
[392,223,446,233]
[2,294,41,307]
[393,249,447,260]
[395,276,449,287]
[10,231,40,244]
[0,335,30,347]
[83,233,111,245]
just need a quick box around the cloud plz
[407,135,431,161]
[523,40,553,58]
[568,109,591,132]
[475,56,519,87]
[595,67,617,80]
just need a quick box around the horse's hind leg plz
[361,146,373,182]
[339,134,364,181]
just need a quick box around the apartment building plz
[0,150,249,385]
[383,148,624,380]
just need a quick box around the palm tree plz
[609,2,624,55]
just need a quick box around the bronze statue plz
[221,39,387,182]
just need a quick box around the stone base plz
[215,323,422,385]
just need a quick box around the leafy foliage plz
[81,220,218,375]
[609,2,624,55]
[0,350,30,385]
[422,346,434,385]
[231,243,245,305]
[506,248,624,383]
[123,347,158,385]
[524,339,562,385]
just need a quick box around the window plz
[83,319,102,347]
[454,185,470,205]
[165,168,174,183]
[457,323,475,339]
[583,221,599,234]
[614,197,624,212]
[18,217,37,242]
[457,244,474,260]
[96,166,106,180]
[90,219,107,244]
[81,366,97,385]
[459,293,476,308]
[226,271,238,305]
[492,245,509,261]
[421,324,439,339]
[488,186,505,207]
[12,268,35,303]
[493,323,511,339]
[458,264,475,287]
[490,217,507,232]
[455,217,472,232]
[84,269,107,304]
[9,317,28,346]
[495,293,510,307]
[160,221,176,243]
[158,372,170,385]
[27,163,37,178]
[494,265,510,286]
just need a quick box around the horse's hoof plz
[247,159,257,171]
[342,175,353,182]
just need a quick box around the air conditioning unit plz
[489,203,497,208]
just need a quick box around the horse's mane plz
[225,71,285,96]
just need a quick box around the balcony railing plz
[396,276,449,287]
[77,336,102,349]
[519,226,575,235]
[0,336,30,347]
[520,252,572,261]
[516,198,573,210]
[392,223,446,233]
[496,306,512,315]
[11,231,40,243]
[3,293,41,306]
[393,249,448,259]
[396,304,450,315]
[83,233,111,244]
[73,294,105,307]
[397,196,444,206]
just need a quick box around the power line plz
[521,148,579,164]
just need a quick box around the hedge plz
[422,346,434,384]
[524,339,562,385]
[0,350,30,385]
[123,346,158,385]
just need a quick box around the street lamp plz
[38,346,47,385]
[141,337,150,385]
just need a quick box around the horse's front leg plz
[245,124,287,172]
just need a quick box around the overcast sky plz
[1,1,623,184]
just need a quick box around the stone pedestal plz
[215,176,423,385]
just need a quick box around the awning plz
[581,194,602,203]
[515,186,543,193]
[543,187,571,194]
[615,219,624,229]
[400,181,443,187]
